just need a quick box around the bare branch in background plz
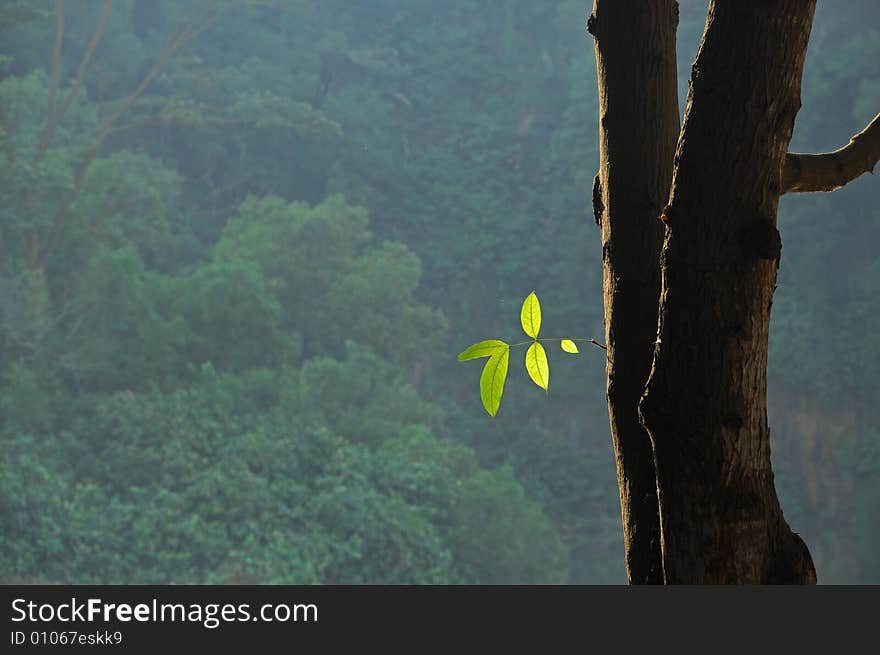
[37,2,218,266]
[55,0,115,132]
[37,0,66,158]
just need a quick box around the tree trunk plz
[639,1,818,584]
[588,0,679,584]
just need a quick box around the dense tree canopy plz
[0,0,877,583]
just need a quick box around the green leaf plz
[560,339,579,354]
[457,339,509,362]
[525,342,549,391]
[520,291,541,338]
[480,347,510,417]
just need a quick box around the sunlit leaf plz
[480,347,510,417]
[457,339,509,362]
[525,342,549,391]
[520,291,541,338]
[560,339,579,354]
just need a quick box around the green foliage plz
[0,71,99,269]
[520,291,542,339]
[65,151,184,271]
[0,371,567,584]
[525,342,549,391]
[447,466,569,584]
[172,259,299,373]
[213,194,446,367]
[479,347,509,418]
[58,247,188,393]
[560,339,579,353]
[0,2,51,30]
[456,339,508,362]
[294,343,442,447]
[0,362,64,434]
[460,292,582,417]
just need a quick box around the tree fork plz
[589,0,679,584]
[640,0,818,584]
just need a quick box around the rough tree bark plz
[588,0,679,584]
[639,1,820,584]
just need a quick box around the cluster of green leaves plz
[458,292,582,417]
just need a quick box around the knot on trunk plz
[586,13,598,37]
[740,218,782,261]
[592,174,604,228]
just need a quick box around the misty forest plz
[1,0,878,584]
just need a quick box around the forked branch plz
[36,4,217,266]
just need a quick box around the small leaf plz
[520,291,542,339]
[457,339,509,362]
[525,342,549,391]
[480,347,510,417]
[561,339,579,354]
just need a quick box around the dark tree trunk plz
[639,1,818,584]
[588,0,679,584]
